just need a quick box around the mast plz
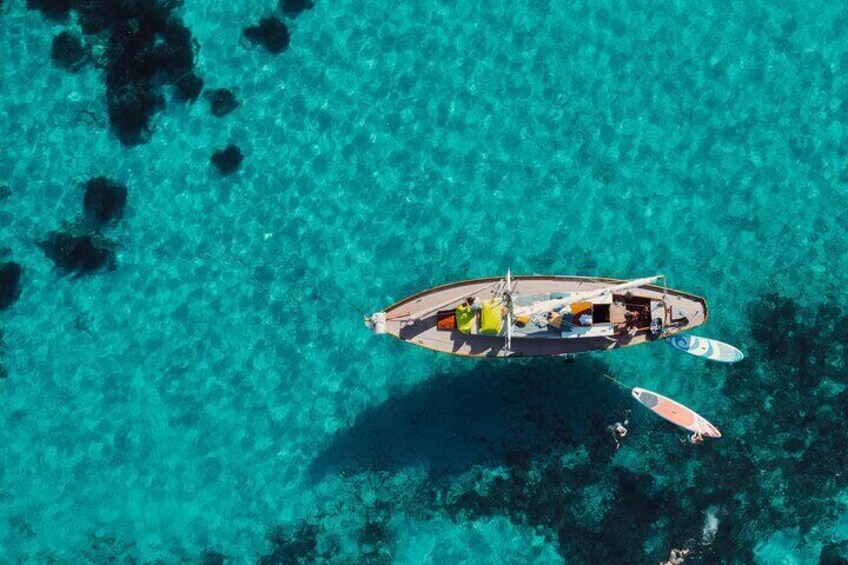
[505,269,513,353]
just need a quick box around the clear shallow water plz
[1,0,847,562]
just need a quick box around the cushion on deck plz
[570,301,592,315]
[437,310,456,331]
[479,300,504,335]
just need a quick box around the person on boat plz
[456,296,480,335]
[624,309,640,331]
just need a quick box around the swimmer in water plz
[608,420,629,449]
[660,547,690,565]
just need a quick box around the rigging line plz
[336,292,367,318]
[597,372,633,392]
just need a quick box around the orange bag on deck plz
[437,310,456,331]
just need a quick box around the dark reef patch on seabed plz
[43,514,391,563]
[199,549,226,565]
[38,226,117,274]
[399,292,848,563]
[175,72,204,104]
[210,144,244,175]
[820,540,848,564]
[0,261,22,311]
[83,176,127,225]
[0,259,20,380]
[51,31,88,72]
[28,0,199,145]
[243,16,291,54]
[205,88,240,118]
[255,511,394,564]
[259,523,321,565]
[280,0,315,16]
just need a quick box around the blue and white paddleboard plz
[666,334,744,363]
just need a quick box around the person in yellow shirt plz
[455,296,479,334]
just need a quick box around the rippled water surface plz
[1,0,847,562]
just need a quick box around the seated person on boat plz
[450,296,505,336]
[454,296,478,335]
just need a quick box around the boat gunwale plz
[380,274,708,322]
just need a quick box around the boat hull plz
[376,275,708,358]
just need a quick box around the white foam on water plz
[702,505,720,545]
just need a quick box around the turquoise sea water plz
[2,0,848,562]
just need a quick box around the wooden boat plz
[366,273,707,358]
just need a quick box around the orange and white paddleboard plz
[632,387,721,438]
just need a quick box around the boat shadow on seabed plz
[308,357,629,481]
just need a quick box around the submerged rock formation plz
[51,31,87,71]
[25,0,71,20]
[28,0,200,145]
[820,540,848,565]
[199,550,226,565]
[39,228,117,274]
[83,176,128,225]
[210,145,244,175]
[0,261,22,311]
[205,88,239,118]
[259,524,320,564]
[175,73,204,104]
[243,16,290,54]
[279,0,315,16]
[104,8,196,144]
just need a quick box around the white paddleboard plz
[632,387,721,438]
[666,334,744,363]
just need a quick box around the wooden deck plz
[378,275,708,358]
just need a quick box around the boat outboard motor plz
[367,312,387,335]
